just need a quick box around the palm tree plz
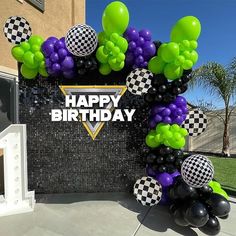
[192,59,236,156]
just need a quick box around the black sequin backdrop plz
[19,68,148,193]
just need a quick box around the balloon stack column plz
[132,16,231,236]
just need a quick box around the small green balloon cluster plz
[209,180,229,200]
[11,35,48,79]
[148,16,201,80]
[96,32,128,75]
[145,123,188,149]
[96,1,129,75]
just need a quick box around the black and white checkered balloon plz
[126,68,153,96]
[3,16,32,44]
[133,176,162,206]
[182,109,207,136]
[181,154,214,188]
[65,24,98,57]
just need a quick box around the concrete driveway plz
[0,193,235,236]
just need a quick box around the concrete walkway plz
[0,193,235,236]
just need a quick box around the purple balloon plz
[159,190,170,205]
[162,108,171,116]
[47,37,58,44]
[175,96,187,107]
[143,42,156,58]
[125,52,134,65]
[58,48,68,60]
[134,47,143,56]
[171,171,181,179]
[128,41,137,52]
[63,70,75,79]
[54,40,64,50]
[125,27,139,41]
[135,55,144,66]
[156,172,173,187]
[163,116,172,124]
[146,166,157,177]
[136,37,145,46]
[149,119,156,129]
[142,61,148,67]
[45,58,52,68]
[173,116,183,125]
[168,103,177,111]
[52,63,61,73]
[181,106,188,114]
[139,29,152,41]
[174,108,183,116]
[152,105,165,114]
[42,41,54,57]
[154,114,162,123]
[61,56,74,69]
[50,52,59,62]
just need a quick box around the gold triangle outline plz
[59,85,127,140]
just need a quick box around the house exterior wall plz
[186,112,236,155]
[0,0,85,74]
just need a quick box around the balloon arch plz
[3,1,231,235]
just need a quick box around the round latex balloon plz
[181,154,214,188]
[65,24,98,57]
[182,109,207,136]
[126,68,153,95]
[171,16,201,43]
[3,16,32,44]
[102,1,129,35]
[133,176,162,206]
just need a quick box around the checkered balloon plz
[65,24,98,57]
[133,176,162,206]
[3,16,32,44]
[181,154,214,188]
[126,68,153,95]
[182,109,207,136]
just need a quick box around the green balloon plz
[102,1,129,35]
[110,33,120,43]
[190,50,198,64]
[182,59,193,70]
[171,16,201,43]
[23,51,39,69]
[39,61,48,77]
[146,131,159,148]
[164,63,183,80]
[29,35,44,46]
[116,37,128,53]
[99,63,112,75]
[11,46,24,62]
[110,61,124,71]
[214,188,229,200]
[160,42,179,63]
[116,53,125,63]
[21,64,38,79]
[98,31,108,45]
[148,56,166,74]
[105,40,115,51]
[20,41,31,52]
[209,180,221,189]
[96,46,109,64]
[34,51,44,62]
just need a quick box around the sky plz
[86,0,236,108]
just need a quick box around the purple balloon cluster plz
[124,28,156,69]
[42,37,76,79]
[149,96,188,128]
[147,166,181,205]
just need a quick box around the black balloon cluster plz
[143,145,184,173]
[169,177,231,235]
[144,70,192,104]
[74,54,98,75]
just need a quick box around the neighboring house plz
[185,105,236,155]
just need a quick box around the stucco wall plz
[0,0,85,71]
[187,112,236,155]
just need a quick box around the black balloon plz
[74,55,97,75]
[144,93,154,103]
[173,207,189,227]
[184,201,209,227]
[175,181,199,200]
[206,193,231,217]
[146,153,157,164]
[199,215,221,235]
[198,185,213,200]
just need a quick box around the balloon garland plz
[3,2,231,235]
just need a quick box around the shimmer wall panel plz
[19,73,148,193]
